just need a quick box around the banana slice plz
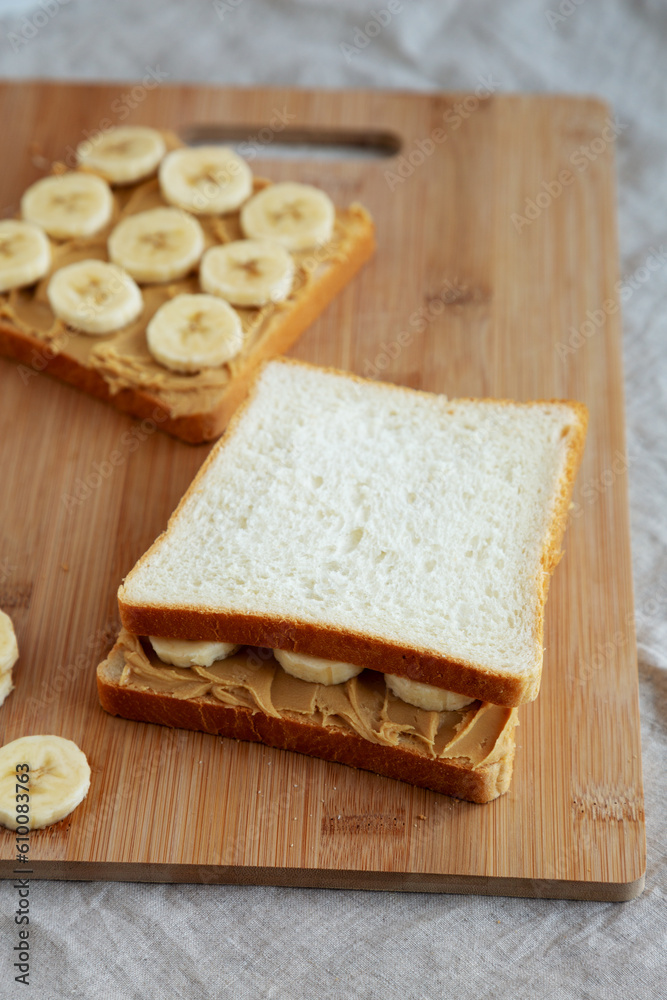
[200,239,295,307]
[0,672,13,708]
[273,648,362,686]
[0,610,18,708]
[149,636,239,667]
[146,293,243,373]
[159,146,253,215]
[240,182,335,251]
[0,610,19,677]
[21,172,113,239]
[47,259,143,335]
[0,735,91,831]
[77,126,166,185]
[0,220,51,293]
[107,207,204,284]
[385,674,475,712]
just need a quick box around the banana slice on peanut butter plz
[146,293,244,373]
[159,146,253,215]
[108,207,204,283]
[47,259,143,335]
[21,172,113,239]
[0,220,51,293]
[240,182,335,251]
[200,239,295,307]
[77,126,166,185]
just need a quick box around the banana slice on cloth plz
[159,146,252,215]
[107,207,204,283]
[0,220,51,293]
[77,125,166,185]
[200,239,295,307]
[149,636,239,667]
[0,735,91,831]
[146,293,244,373]
[240,182,335,251]
[273,649,363,686]
[21,172,113,239]
[47,259,143,335]
[384,674,474,712]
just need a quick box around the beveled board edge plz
[0,860,645,902]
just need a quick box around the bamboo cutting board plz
[0,82,645,900]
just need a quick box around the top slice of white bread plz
[118,359,587,706]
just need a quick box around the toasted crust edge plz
[96,649,516,804]
[0,214,375,444]
[118,359,588,707]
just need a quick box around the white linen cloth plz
[0,1,665,997]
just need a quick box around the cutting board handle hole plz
[180,124,401,160]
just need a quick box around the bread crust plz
[118,359,588,707]
[96,650,515,803]
[0,219,375,444]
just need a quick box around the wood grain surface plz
[0,81,645,899]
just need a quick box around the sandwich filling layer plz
[115,631,517,767]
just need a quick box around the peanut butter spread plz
[116,631,517,767]
[0,140,370,419]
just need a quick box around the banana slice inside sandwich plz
[47,259,143,335]
[159,146,253,215]
[108,207,204,283]
[0,220,51,294]
[149,636,239,667]
[146,293,244,372]
[21,172,113,239]
[240,182,335,251]
[0,735,91,831]
[385,674,474,712]
[77,126,166,185]
[200,239,295,307]
[273,649,363,686]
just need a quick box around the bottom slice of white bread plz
[97,631,518,803]
[118,359,587,707]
